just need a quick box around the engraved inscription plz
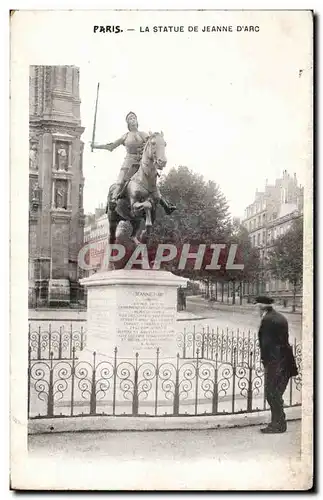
[116,287,177,353]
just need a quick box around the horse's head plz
[144,131,167,171]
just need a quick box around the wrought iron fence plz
[176,325,301,368]
[28,323,86,360]
[28,343,302,420]
[28,322,297,367]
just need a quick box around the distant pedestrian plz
[178,287,186,311]
[177,288,183,311]
[182,290,186,310]
[255,296,298,433]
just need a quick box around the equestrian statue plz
[91,109,176,245]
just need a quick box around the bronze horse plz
[106,132,167,244]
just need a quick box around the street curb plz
[28,406,301,435]
[177,316,206,321]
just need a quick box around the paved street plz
[184,296,302,343]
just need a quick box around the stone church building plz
[29,66,85,307]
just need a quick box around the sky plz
[74,10,312,219]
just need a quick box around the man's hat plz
[254,295,274,305]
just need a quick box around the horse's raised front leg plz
[130,218,142,245]
[145,205,153,229]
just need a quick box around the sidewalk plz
[28,421,304,490]
[29,420,301,461]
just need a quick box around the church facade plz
[29,66,85,307]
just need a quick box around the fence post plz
[58,327,63,360]
[212,362,218,415]
[69,323,73,359]
[173,354,180,416]
[80,326,84,351]
[206,325,210,359]
[202,328,205,359]
[132,353,139,416]
[247,329,251,363]
[231,347,236,414]
[193,324,196,358]
[90,351,97,415]
[113,347,117,416]
[195,349,200,415]
[47,352,54,417]
[247,351,253,412]
[225,327,229,363]
[28,347,31,418]
[216,327,219,362]
[70,347,76,416]
[183,328,186,359]
[155,348,159,416]
[37,326,41,360]
[48,323,52,360]
[242,329,245,365]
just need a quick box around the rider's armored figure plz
[92,112,175,214]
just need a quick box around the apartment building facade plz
[242,170,303,305]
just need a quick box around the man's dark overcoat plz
[258,308,298,378]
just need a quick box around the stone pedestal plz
[80,270,187,359]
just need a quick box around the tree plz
[149,166,232,284]
[224,222,261,303]
[149,166,260,304]
[151,165,231,246]
[266,217,303,312]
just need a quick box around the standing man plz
[255,296,298,433]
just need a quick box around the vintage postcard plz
[10,9,313,490]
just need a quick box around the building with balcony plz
[242,171,303,305]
